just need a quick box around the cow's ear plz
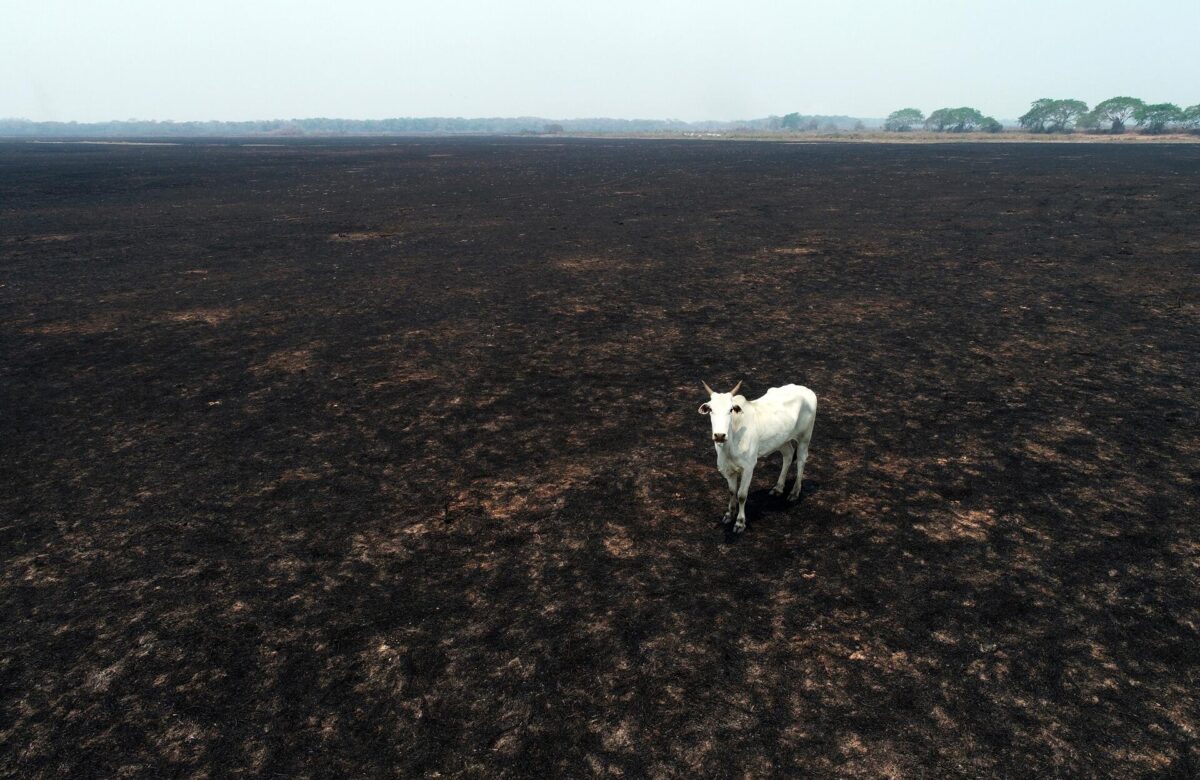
[698,403,711,415]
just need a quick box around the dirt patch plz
[915,508,998,542]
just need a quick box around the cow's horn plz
[730,380,742,396]
[701,380,714,395]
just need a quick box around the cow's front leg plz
[722,470,738,524]
[734,463,754,533]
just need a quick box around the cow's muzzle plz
[712,433,727,443]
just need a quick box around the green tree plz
[1046,99,1088,132]
[924,108,950,131]
[1091,96,1144,133]
[781,112,803,130]
[1019,99,1055,132]
[1134,103,1183,134]
[885,108,924,132]
[1019,98,1088,133]
[925,107,986,132]
[1181,104,1200,131]
[980,116,1003,133]
[1076,111,1101,131]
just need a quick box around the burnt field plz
[2,138,1198,777]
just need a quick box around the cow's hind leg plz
[788,437,810,502]
[770,442,796,496]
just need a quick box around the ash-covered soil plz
[2,138,1198,778]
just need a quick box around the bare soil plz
[2,138,1198,778]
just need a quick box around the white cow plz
[698,380,817,533]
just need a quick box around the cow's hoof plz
[733,520,746,533]
[769,487,784,497]
[721,513,733,525]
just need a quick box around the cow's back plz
[764,383,816,429]
[758,384,806,410]
[749,384,813,454]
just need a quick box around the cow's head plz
[698,380,743,444]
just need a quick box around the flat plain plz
[2,138,1198,777]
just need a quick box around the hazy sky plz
[3,0,1197,122]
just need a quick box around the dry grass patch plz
[24,314,121,336]
[251,346,320,375]
[329,231,398,242]
[164,307,233,326]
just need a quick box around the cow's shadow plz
[720,479,820,543]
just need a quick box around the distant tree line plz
[884,106,1001,133]
[1021,97,1200,134]
[5,101,1196,139]
[0,116,709,137]
[885,97,1200,135]
[0,113,884,138]
[779,113,866,132]
[0,114,873,138]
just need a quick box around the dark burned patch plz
[2,138,1199,778]
[1,233,76,244]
